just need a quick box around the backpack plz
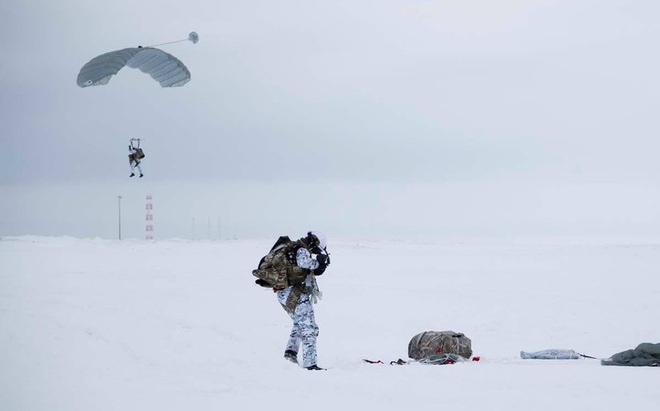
[135,148,145,159]
[408,331,473,360]
[252,236,308,289]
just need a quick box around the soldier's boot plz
[284,350,298,364]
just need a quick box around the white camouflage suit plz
[276,247,323,368]
[128,146,143,175]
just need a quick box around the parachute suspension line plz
[146,38,188,48]
[146,32,199,48]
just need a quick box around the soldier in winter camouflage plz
[254,231,330,370]
[128,138,144,178]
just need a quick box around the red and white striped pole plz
[146,194,154,240]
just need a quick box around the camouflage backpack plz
[408,331,473,360]
[252,236,308,289]
[135,148,145,159]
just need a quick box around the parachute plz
[77,32,199,88]
[187,32,199,44]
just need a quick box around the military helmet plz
[308,231,327,251]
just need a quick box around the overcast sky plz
[2,0,660,240]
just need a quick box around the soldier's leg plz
[277,288,301,358]
[293,294,319,368]
[285,324,301,354]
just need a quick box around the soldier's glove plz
[314,253,329,275]
[316,253,328,266]
[314,264,327,276]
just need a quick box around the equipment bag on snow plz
[408,331,473,360]
[520,349,584,360]
[252,236,308,289]
[601,342,660,366]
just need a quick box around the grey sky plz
[2,1,660,239]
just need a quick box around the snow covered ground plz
[1,235,659,410]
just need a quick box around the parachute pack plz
[252,236,308,289]
[363,331,476,366]
[408,331,473,360]
[128,138,145,161]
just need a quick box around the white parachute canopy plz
[77,32,199,88]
